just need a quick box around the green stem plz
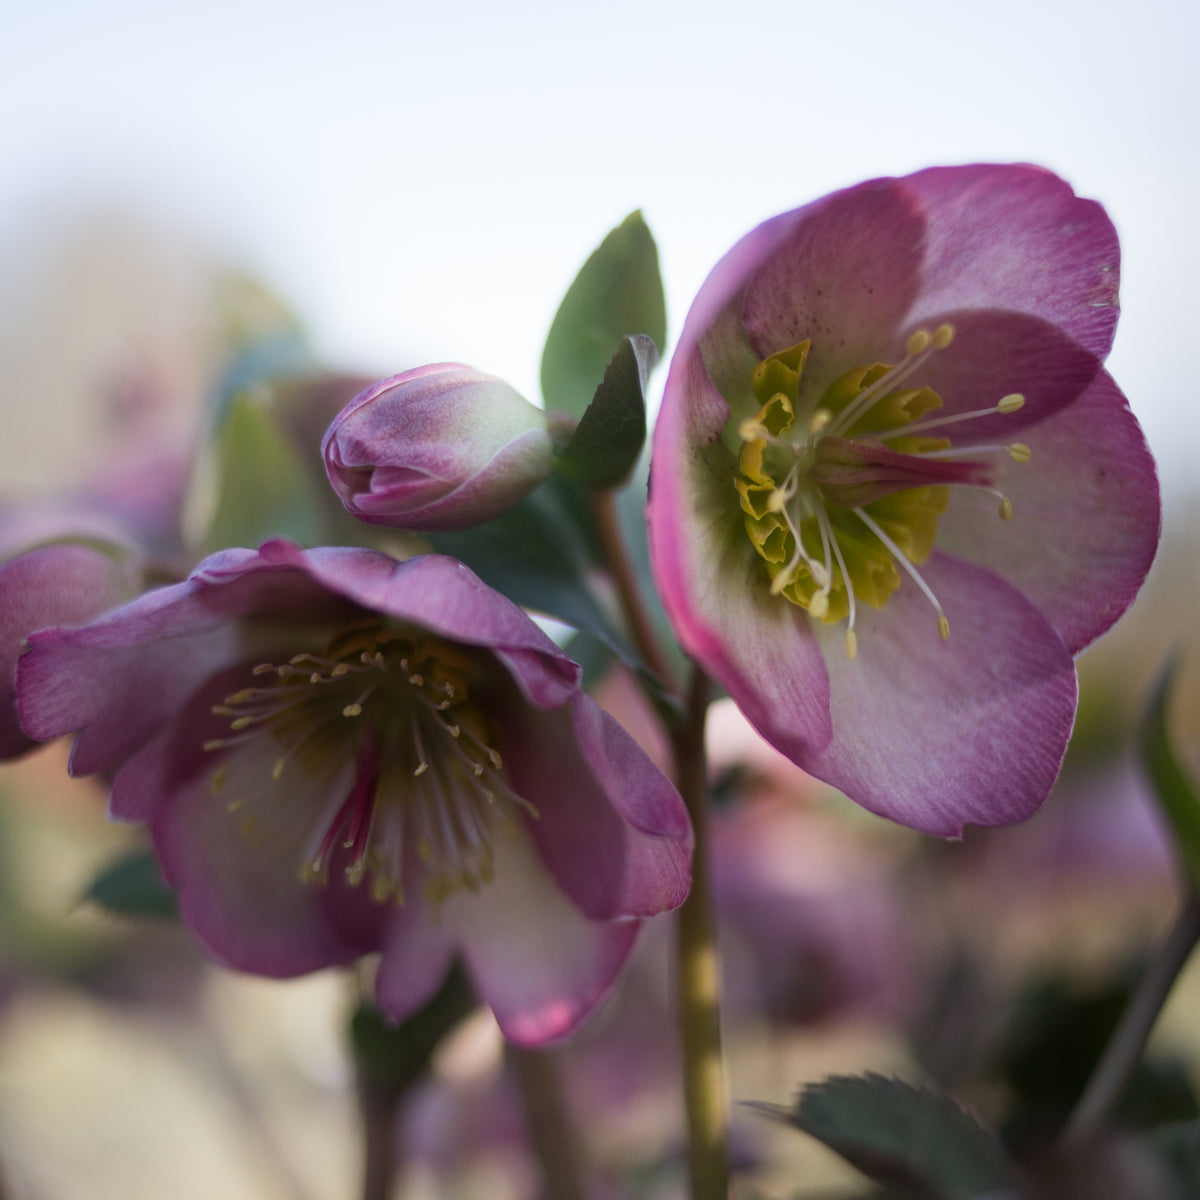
[357,1079,401,1200]
[1062,889,1200,1146]
[509,1043,592,1200]
[671,665,728,1199]
[588,489,678,694]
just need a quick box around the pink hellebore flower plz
[16,541,692,1045]
[322,364,555,531]
[648,164,1160,835]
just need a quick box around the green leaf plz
[82,849,178,919]
[201,391,324,552]
[1141,657,1200,889]
[554,335,657,488]
[428,473,638,666]
[541,211,666,420]
[750,1074,1021,1200]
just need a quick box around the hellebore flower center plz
[204,624,534,906]
[735,323,1030,659]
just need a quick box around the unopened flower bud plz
[322,364,554,531]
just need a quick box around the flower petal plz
[804,553,1077,836]
[445,823,640,1047]
[934,369,1160,654]
[496,691,691,920]
[899,164,1121,359]
[0,543,126,759]
[741,177,927,393]
[648,356,834,760]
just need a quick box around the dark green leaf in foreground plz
[750,1073,1021,1200]
[83,848,178,920]
[1141,657,1200,890]
[555,334,657,488]
[540,211,666,420]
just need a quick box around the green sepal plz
[81,848,178,920]
[1140,657,1200,890]
[540,211,666,420]
[554,335,657,488]
[200,391,324,552]
[749,1073,1021,1199]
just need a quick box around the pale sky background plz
[0,0,1196,501]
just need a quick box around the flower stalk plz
[672,664,727,1199]
[1062,888,1200,1146]
[510,1044,592,1200]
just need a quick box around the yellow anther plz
[228,689,255,704]
[203,738,226,752]
[488,749,502,767]
[230,716,254,731]
[371,875,392,903]
[738,418,764,442]
[845,629,858,660]
[1007,443,1032,463]
[272,757,285,781]
[809,407,833,433]
[309,672,321,684]
[906,329,931,355]
[997,393,1025,414]
[446,723,461,737]
[937,614,950,640]
[417,838,433,861]
[932,323,955,349]
[808,590,830,620]
[252,663,275,676]
[413,762,428,776]
[766,489,787,513]
[331,663,350,677]
[211,705,235,716]
[408,673,424,686]
[999,496,1013,520]
[769,570,791,597]
[346,860,366,886]
[226,798,245,813]
[210,766,228,795]
[342,703,363,717]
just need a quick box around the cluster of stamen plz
[204,626,535,905]
[736,324,1030,658]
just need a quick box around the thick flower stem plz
[1062,889,1200,1147]
[588,489,678,694]
[509,1043,592,1200]
[672,664,729,1200]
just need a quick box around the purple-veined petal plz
[899,164,1121,360]
[934,368,1160,654]
[805,553,1077,836]
[497,691,691,920]
[0,543,127,759]
[444,823,640,1047]
[153,741,374,977]
[648,356,834,760]
[741,178,926,395]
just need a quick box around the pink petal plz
[648,356,834,761]
[741,177,926,393]
[0,544,126,759]
[804,553,1077,836]
[899,164,1121,360]
[445,824,640,1047]
[498,692,691,920]
[934,369,1160,654]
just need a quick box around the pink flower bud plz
[323,364,554,531]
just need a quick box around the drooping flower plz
[648,164,1160,835]
[322,364,555,531]
[16,541,692,1044]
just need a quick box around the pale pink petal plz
[805,553,1076,836]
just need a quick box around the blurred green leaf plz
[541,212,666,420]
[750,1074,1021,1200]
[1144,1119,1200,1194]
[82,849,178,920]
[428,473,638,666]
[203,391,324,551]
[1141,657,1200,889]
[555,335,657,488]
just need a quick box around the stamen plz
[1007,443,1032,463]
[853,506,948,638]
[895,394,1026,437]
